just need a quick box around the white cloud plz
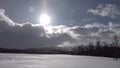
[88,4,120,18]
[0,9,14,25]
[29,6,35,13]
[0,9,5,13]
[0,8,120,48]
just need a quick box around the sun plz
[39,13,51,26]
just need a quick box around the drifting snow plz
[0,53,119,68]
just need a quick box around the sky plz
[0,0,120,49]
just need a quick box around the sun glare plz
[39,13,51,26]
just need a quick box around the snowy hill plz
[0,53,119,68]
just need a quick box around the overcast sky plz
[0,0,120,49]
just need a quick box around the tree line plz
[70,35,120,60]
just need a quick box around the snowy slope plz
[0,53,119,68]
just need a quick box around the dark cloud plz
[0,9,120,48]
[0,9,75,48]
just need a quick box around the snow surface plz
[0,53,120,68]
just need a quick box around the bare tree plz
[112,35,119,47]
[112,35,119,60]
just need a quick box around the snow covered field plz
[0,53,119,68]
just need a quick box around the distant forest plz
[0,35,120,59]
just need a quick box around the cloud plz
[0,8,120,48]
[88,4,120,18]
[0,9,5,13]
[70,22,120,43]
[29,6,35,13]
[0,8,76,48]
[0,9,14,25]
